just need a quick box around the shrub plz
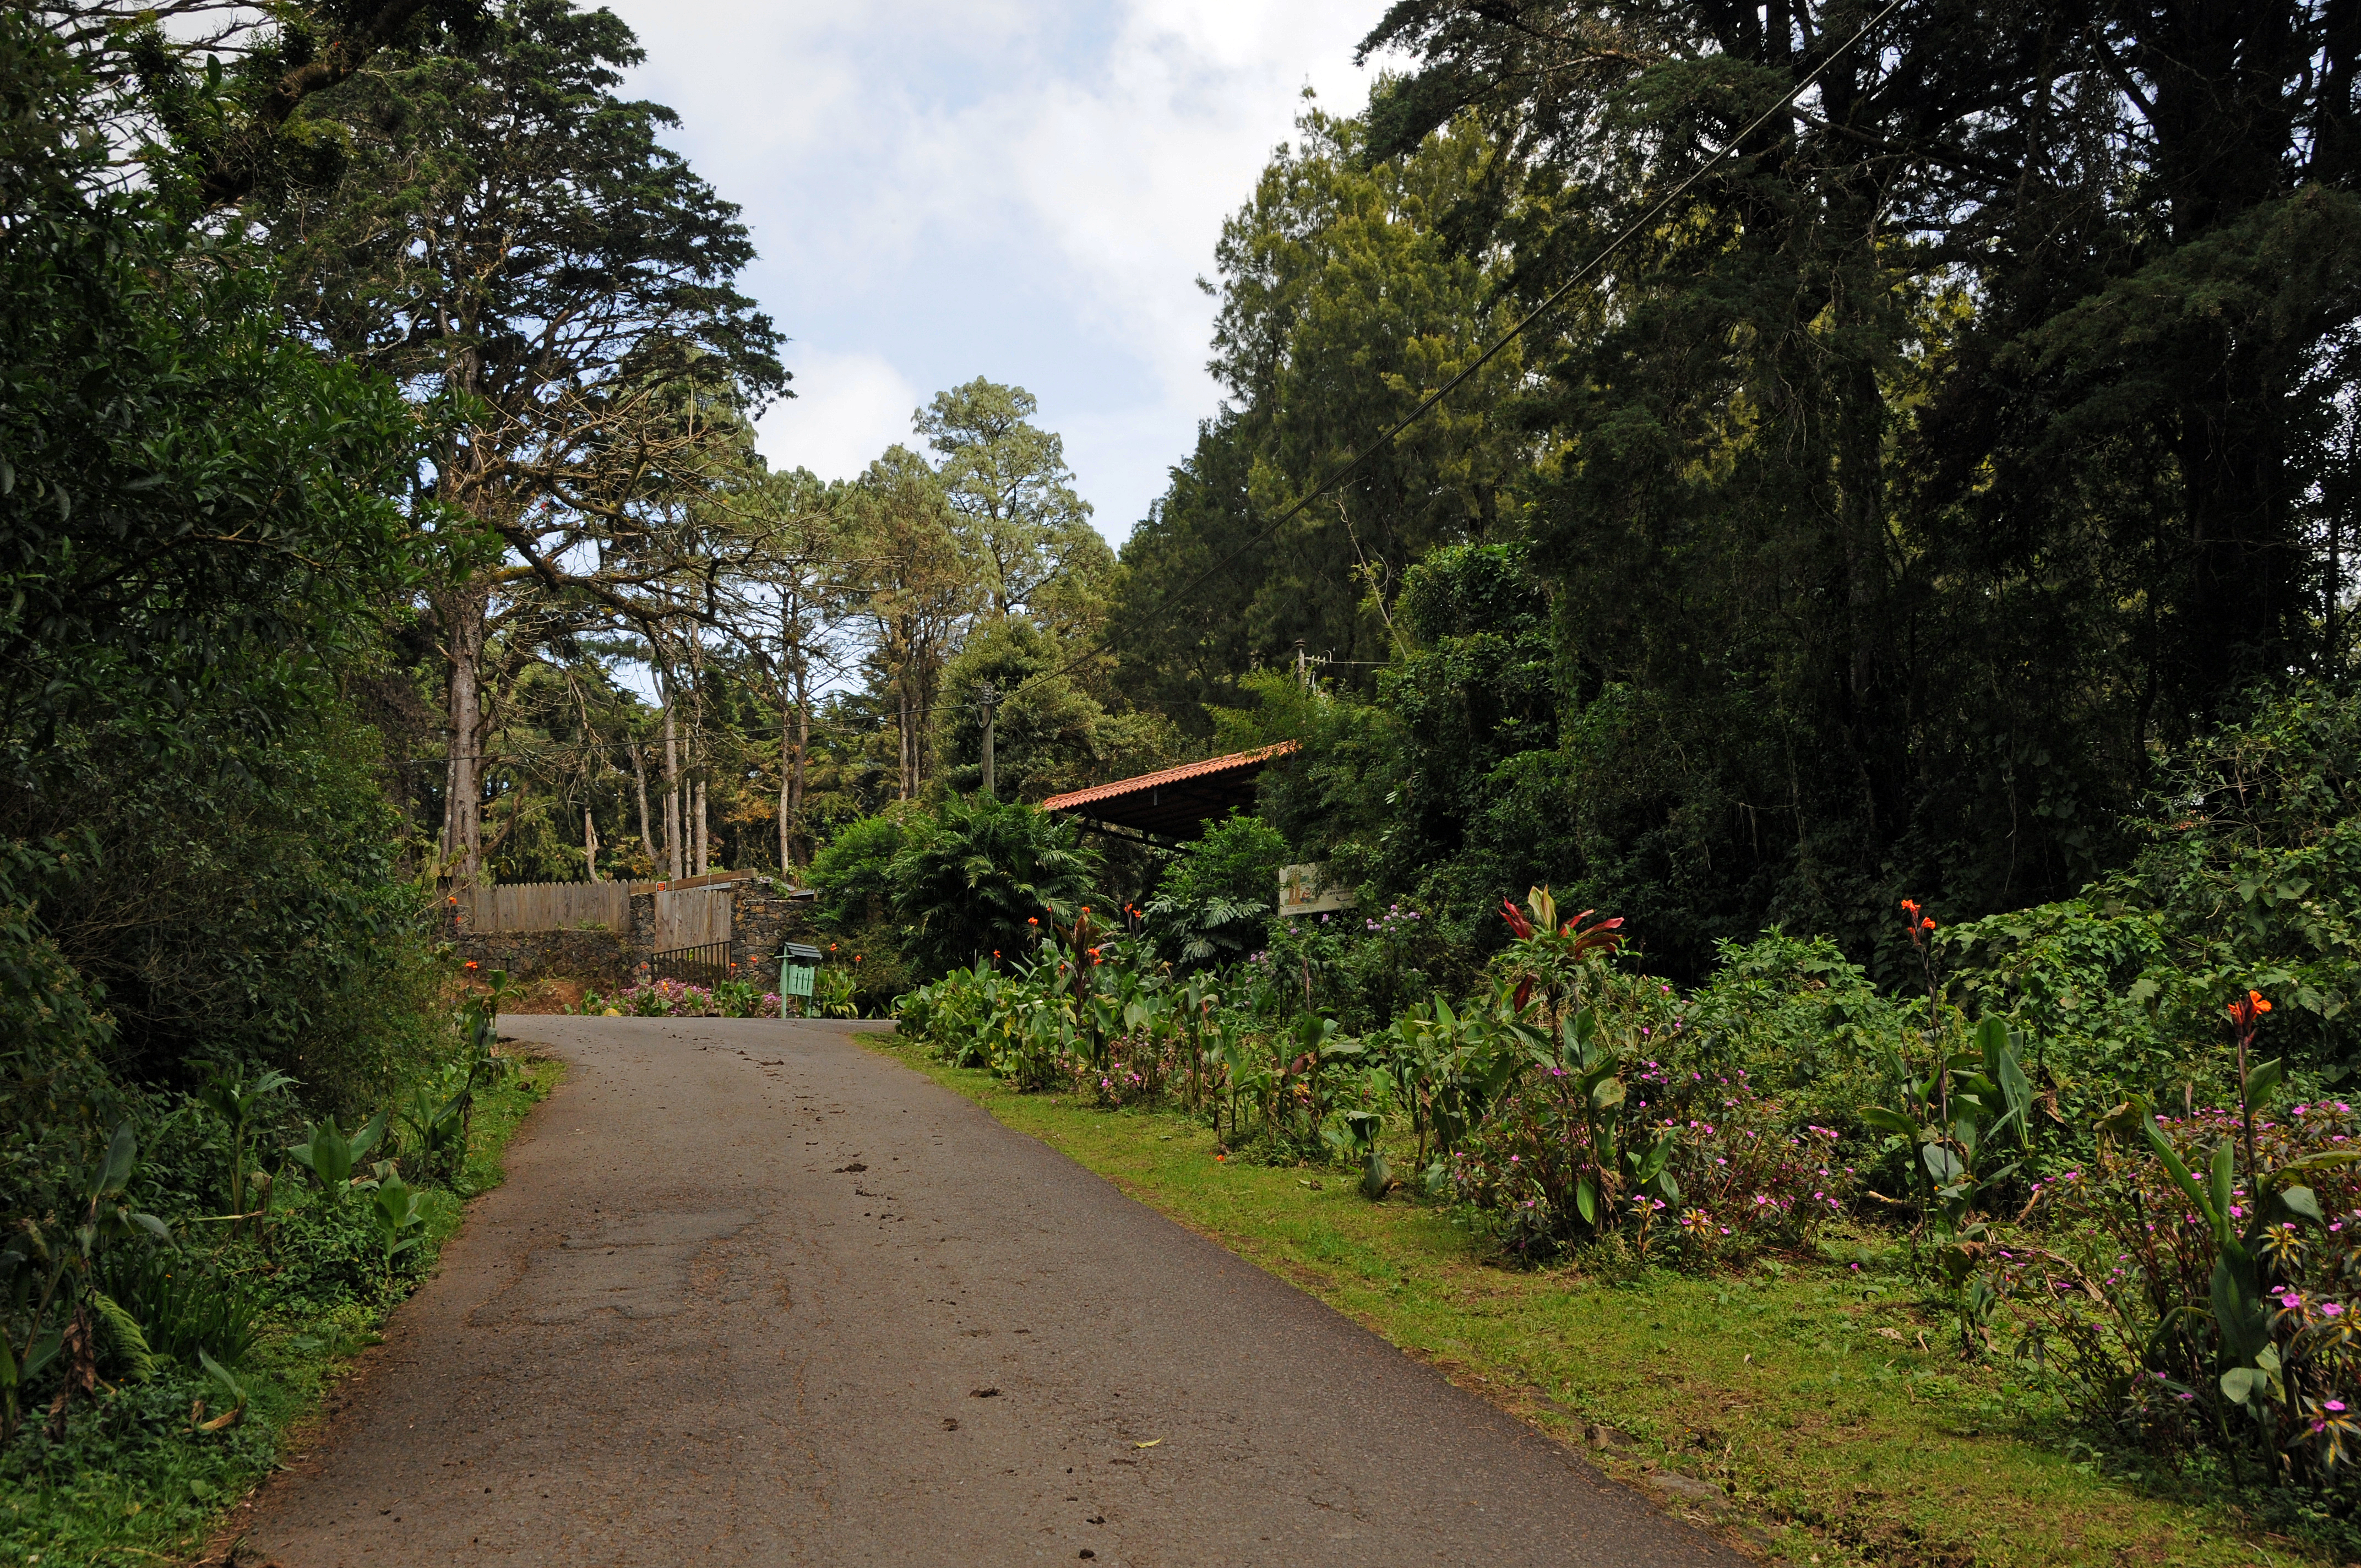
[2014,1093,2361,1487]
[888,794,1100,976]
[1141,812,1286,970]
[1445,963,1858,1266]
[587,979,782,1019]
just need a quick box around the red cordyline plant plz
[1497,885,1624,1020]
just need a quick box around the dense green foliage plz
[1108,0,2361,981]
[1141,813,1288,970]
[0,6,750,1554]
[808,796,1100,988]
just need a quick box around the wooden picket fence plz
[459,870,763,935]
[459,879,649,933]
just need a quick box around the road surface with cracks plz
[229,1016,1740,1566]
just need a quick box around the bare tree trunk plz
[662,690,683,881]
[687,630,708,876]
[438,585,490,886]
[583,807,600,881]
[630,739,653,873]
[898,673,917,802]
[782,648,809,872]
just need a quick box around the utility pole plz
[1294,639,1308,693]
[978,680,999,801]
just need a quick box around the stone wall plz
[455,927,630,986]
[731,881,820,990]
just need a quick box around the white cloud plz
[605,1,1388,541]
[758,345,920,483]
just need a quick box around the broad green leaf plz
[1922,1144,1963,1183]
[1974,1015,2009,1079]
[2212,1254,2270,1365]
[2139,1112,2214,1223]
[1993,1031,2036,1148]
[2243,1057,2284,1112]
[1575,1174,1598,1227]
[95,1121,137,1200]
[197,1347,246,1406]
[1859,1106,1917,1137]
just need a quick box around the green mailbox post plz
[780,941,822,999]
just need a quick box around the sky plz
[601,2,1385,549]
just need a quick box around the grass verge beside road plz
[871,1034,2310,1568]
[0,1052,562,1568]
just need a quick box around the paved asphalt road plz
[231,1016,1740,1566]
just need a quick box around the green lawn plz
[871,1034,2321,1567]
[0,1052,563,1568]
